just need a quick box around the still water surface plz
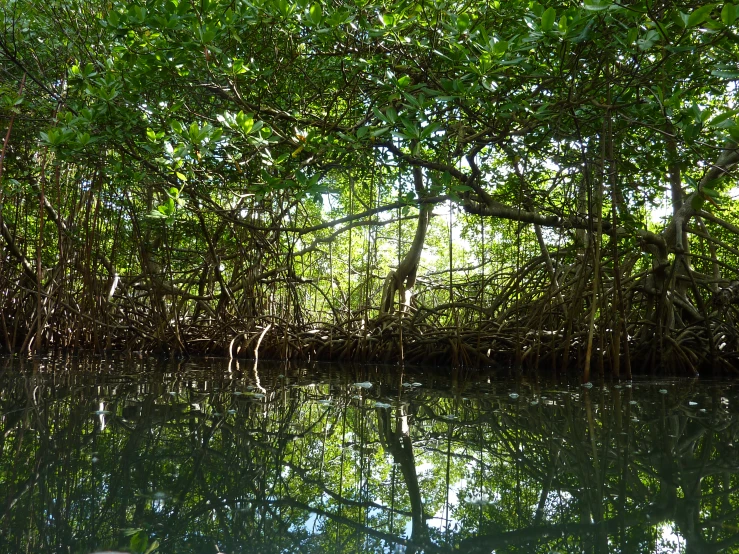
[2,357,739,553]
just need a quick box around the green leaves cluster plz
[147,187,184,225]
[124,529,159,554]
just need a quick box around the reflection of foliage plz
[2,358,739,553]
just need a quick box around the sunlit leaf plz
[721,2,737,24]
[687,4,716,27]
[583,0,611,11]
[541,7,556,31]
[309,3,322,25]
[457,13,471,31]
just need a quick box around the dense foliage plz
[2,0,739,374]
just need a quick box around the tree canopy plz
[1,0,739,374]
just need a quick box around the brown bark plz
[380,163,432,315]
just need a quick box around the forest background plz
[1,0,739,377]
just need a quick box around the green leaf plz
[707,110,738,127]
[146,209,167,220]
[397,75,411,88]
[420,121,442,138]
[373,106,388,123]
[721,2,737,24]
[675,11,690,28]
[452,184,473,192]
[711,69,739,78]
[130,530,149,553]
[558,15,568,32]
[541,7,556,31]
[456,13,471,32]
[583,0,611,11]
[236,111,255,134]
[691,194,705,211]
[492,39,508,54]
[75,132,96,147]
[188,122,200,141]
[309,3,322,25]
[160,198,176,215]
[687,4,715,27]
[637,29,660,50]
[702,187,719,198]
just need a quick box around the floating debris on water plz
[509,393,519,400]
[353,382,373,389]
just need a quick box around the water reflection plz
[2,357,739,553]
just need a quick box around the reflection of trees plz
[2,359,739,553]
[420,386,739,554]
[377,405,427,546]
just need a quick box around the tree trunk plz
[380,164,431,315]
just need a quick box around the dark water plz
[2,357,739,554]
